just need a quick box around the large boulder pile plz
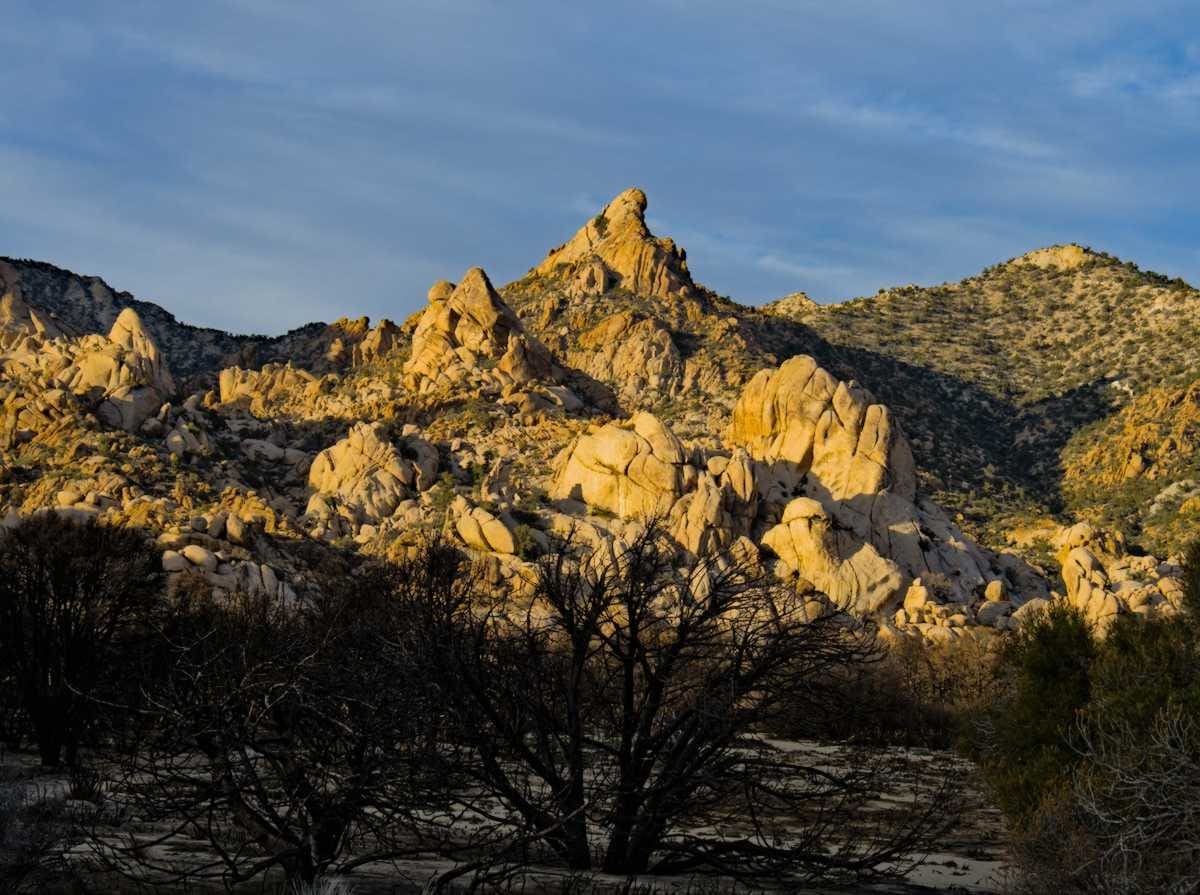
[404,269,557,395]
[1055,522,1184,633]
[730,355,992,615]
[1,307,174,432]
[549,357,1003,623]
[305,422,438,536]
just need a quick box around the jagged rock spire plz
[533,188,695,299]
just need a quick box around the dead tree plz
[391,523,954,886]
[101,574,457,888]
[1070,707,1200,894]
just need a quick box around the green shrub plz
[974,601,1095,822]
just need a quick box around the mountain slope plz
[765,245,1200,550]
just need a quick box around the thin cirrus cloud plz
[0,0,1196,334]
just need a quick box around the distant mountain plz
[0,257,398,379]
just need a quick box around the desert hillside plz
[764,244,1200,553]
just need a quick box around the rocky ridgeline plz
[0,189,1191,644]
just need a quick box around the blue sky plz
[1,1,1197,333]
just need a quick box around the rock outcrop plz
[1012,243,1092,270]
[306,423,437,534]
[1054,522,1182,633]
[0,307,175,432]
[730,355,916,504]
[404,269,557,394]
[532,188,695,300]
[354,318,402,366]
[731,356,991,614]
[761,291,819,321]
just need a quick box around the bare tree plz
[390,522,953,887]
[1071,707,1200,894]
[0,514,163,767]
[100,573,456,889]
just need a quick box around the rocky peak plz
[404,267,557,393]
[532,188,695,300]
[762,291,819,320]
[107,308,176,396]
[1009,244,1094,270]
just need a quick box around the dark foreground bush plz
[779,631,1001,749]
[975,543,1200,893]
[0,514,163,767]
[98,528,957,891]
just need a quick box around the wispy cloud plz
[756,254,857,283]
[801,96,1059,159]
[1068,53,1200,107]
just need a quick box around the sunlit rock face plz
[306,422,437,533]
[730,355,990,615]
[404,268,556,394]
[533,188,695,301]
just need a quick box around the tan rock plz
[453,498,519,555]
[404,268,557,392]
[761,497,904,614]
[181,544,218,572]
[731,356,989,609]
[352,319,401,366]
[568,311,683,401]
[729,355,914,501]
[532,188,695,300]
[903,581,929,612]
[107,308,175,396]
[550,411,687,518]
[307,422,438,528]
[29,307,177,431]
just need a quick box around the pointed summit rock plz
[762,291,819,320]
[404,267,556,393]
[108,307,175,396]
[533,188,695,300]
